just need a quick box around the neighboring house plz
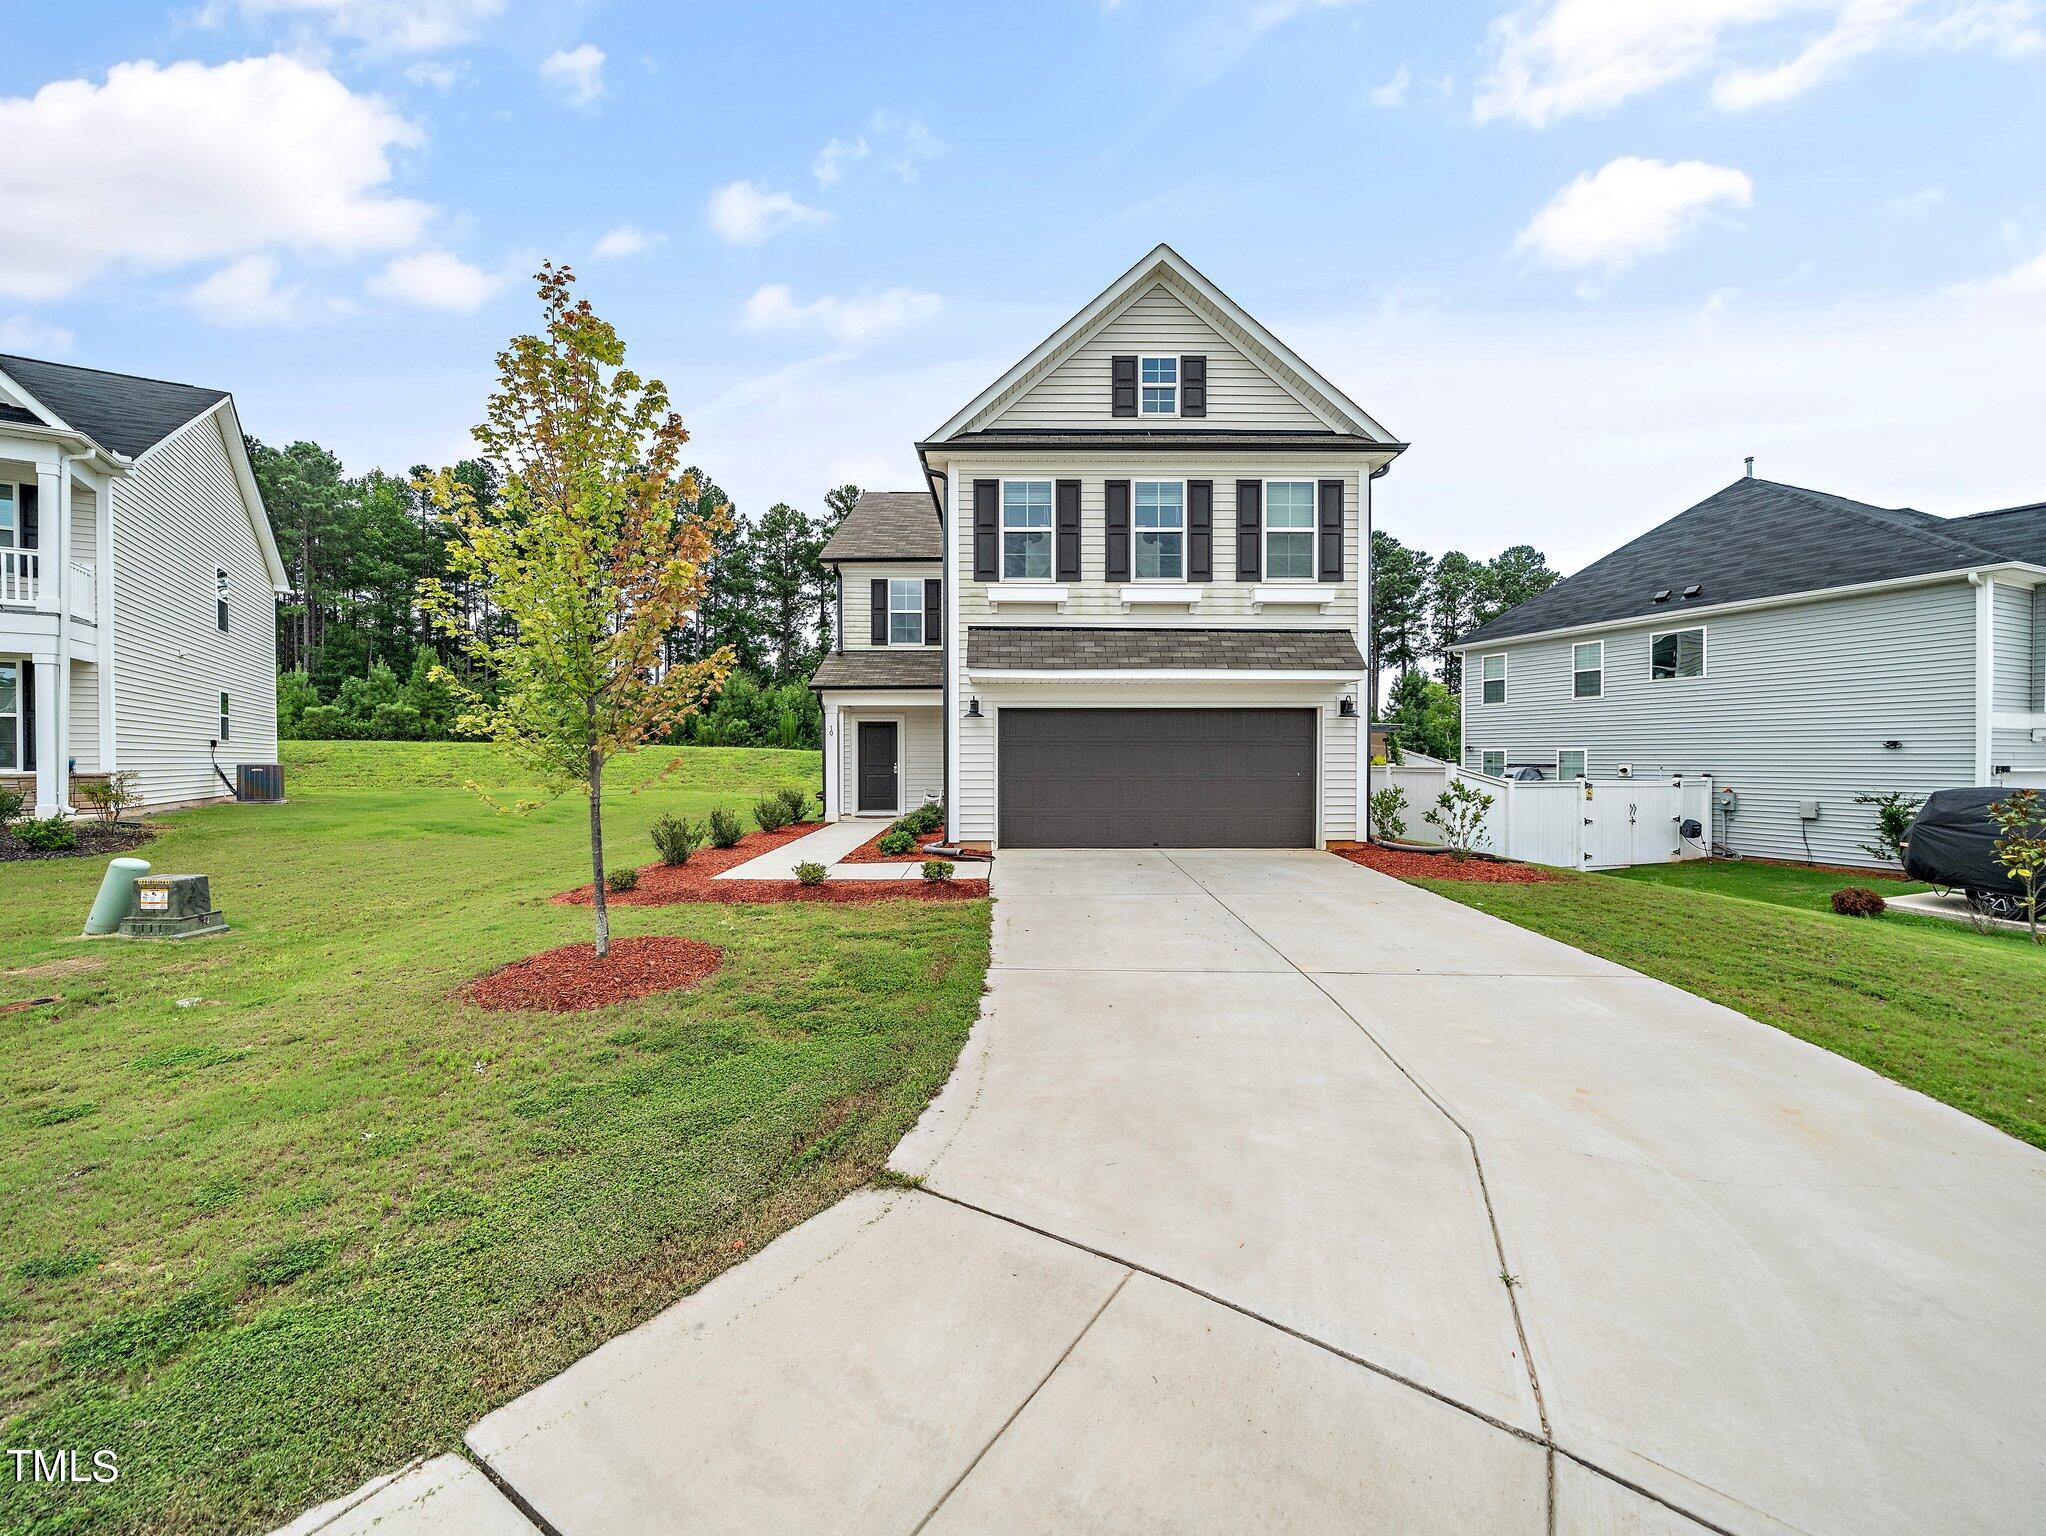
[1452,476,2046,866]
[0,354,287,817]
[812,245,1404,848]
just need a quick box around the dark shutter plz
[20,663,34,771]
[19,484,37,549]
[1111,355,1138,417]
[1055,479,1082,581]
[1187,480,1213,582]
[924,578,942,645]
[1104,479,1131,582]
[1180,355,1207,417]
[1318,479,1345,582]
[973,479,999,581]
[870,578,889,645]
[1235,480,1261,582]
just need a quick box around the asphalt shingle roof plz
[967,626,1365,671]
[1459,478,2046,648]
[0,354,229,460]
[811,649,944,690]
[819,490,941,562]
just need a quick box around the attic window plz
[1139,356,1178,416]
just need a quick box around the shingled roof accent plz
[967,626,1365,672]
[1458,478,2045,649]
[811,649,944,690]
[819,490,941,562]
[0,354,229,460]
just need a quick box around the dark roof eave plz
[919,432,1407,455]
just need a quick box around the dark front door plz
[998,707,1316,848]
[857,721,899,813]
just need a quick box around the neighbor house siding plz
[836,705,942,816]
[111,411,278,806]
[838,561,940,653]
[1991,581,2033,708]
[1460,580,1978,866]
[988,283,1329,432]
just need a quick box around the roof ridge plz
[1950,499,2046,521]
[1768,480,2005,562]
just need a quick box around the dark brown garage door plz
[998,708,1316,848]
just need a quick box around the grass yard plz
[1413,861,2045,1151]
[0,742,989,1536]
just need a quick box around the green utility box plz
[120,874,228,940]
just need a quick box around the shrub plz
[899,800,945,836]
[11,814,77,852]
[752,795,793,833]
[707,806,744,849]
[1988,786,2046,944]
[1367,784,1409,842]
[73,770,141,824]
[775,786,812,824]
[922,859,955,883]
[650,814,702,866]
[876,828,917,857]
[795,861,827,887]
[1423,778,1494,862]
[1853,790,1924,867]
[606,867,639,893]
[0,788,22,826]
[1831,886,1886,917]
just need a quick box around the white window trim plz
[216,564,230,633]
[1649,625,1708,681]
[1137,354,1178,417]
[1557,748,1588,780]
[1000,478,1055,584]
[1481,749,1506,777]
[985,583,1069,605]
[219,690,231,742]
[1571,638,1603,700]
[885,577,924,647]
[1261,478,1318,585]
[1480,652,1508,706]
[0,481,16,548]
[1130,477,1187,583]
[0,659,20,772]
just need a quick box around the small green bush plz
[606,868,639,893]
[775,786,812,824]
[898,800,945,836]
[876,828,917,857]
[11,814,77,852]
[921,859,955,883]
[708,806,744,849]
[650,814,702,866]
[1831,885,1886,917]
[0,788,23,826]
[795,861,827,887]
[752,795,793,833]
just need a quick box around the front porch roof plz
[812,649,944,690]
[965,625,1365,673]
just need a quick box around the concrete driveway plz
[418,850,2045,1536]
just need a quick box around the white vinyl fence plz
[1371,764,1714,871]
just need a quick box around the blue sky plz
[5,0,2044,571]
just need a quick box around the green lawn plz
[1413,862,2045,1150]
[1612,856,1931,914]
[0,742,989,1536]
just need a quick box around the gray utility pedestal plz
[120,874,228,939]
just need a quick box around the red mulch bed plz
[1335,843,1557,884]
[555,822,986,906]
[839,824,951,863]
[461,935,725,1013]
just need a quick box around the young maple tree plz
[422,263,733,957]
[1989,786,2046,944]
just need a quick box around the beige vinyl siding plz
[838,705,942,815]
[70,484,97,567]
[989,283,1329,432]
[112,411,278,806]
[1460,581,1978,867]
[67,659,99,771]
[1321,700,1358,839]
[953,456,1361,630]
[838,562,940,652]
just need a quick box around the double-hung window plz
[1001,480,1053,581]
[1263,480,1315,580]
[1480,653,1507,705]
[1139,356,1177,415]
[1132,481,1184,581]
[219,692,231,742]
[1650,627,1706,680]
[1481,749,1506,777]
[0,660,19,771]
[1572,640,1603,698]
[216,566,230,632]
[886,578,923,645]
[1557,749,1588,780]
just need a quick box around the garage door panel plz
[998,708,1315,849]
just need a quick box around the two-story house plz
[1452,475,2046,866]
[811,246,1404,849]
[1,354,287,817]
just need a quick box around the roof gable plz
[0,353,228,460]
[819,490,941,562]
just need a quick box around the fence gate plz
[1373,764,1710,871]
[1580,780,1690,870]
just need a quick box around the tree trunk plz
[588,719,609,959]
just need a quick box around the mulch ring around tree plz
[838,824,950,863]
[461,935,725,1012]
[0,820,154,862]
[555,822,987,906]
[1334,843,1557,884]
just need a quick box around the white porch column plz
[32,658,62,816]
[821,699,842,819]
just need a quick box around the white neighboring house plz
[0,354,287,817]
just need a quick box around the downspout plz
[1969,569,1995,783]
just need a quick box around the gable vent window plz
[1650,627,1706,680]
[1572,640,1603,698]
[1481,653,1507,705]
[1139,355,1178,416]
[1001,480,1054,581]
[216,566,230,632]
[887,578,924,646]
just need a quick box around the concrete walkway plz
[712,817,880,879]
[290,850,2046,1535]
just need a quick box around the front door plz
[857,721,899,813]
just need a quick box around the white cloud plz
[404,59,470,89]
[0,56,429,302]
[812,134,868,186]
[0,315,75,354]
[540,44,606,109]
[592,224,661,259]
[366,250,502,311]
[1889,186,1945,216]
[231,0,505,54]
[1517,156,1753,276]
[1174,0,1369,81]
[185,254,312,326]
[706,181,831,246]
[1368,65,1412,106]
[1476,0,2042,126]
[1953,240,2046,293]
[740,283,942,344]
[868,109,944,180]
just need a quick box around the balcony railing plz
[1,548,38,606]
[69,561,96,622]
[0,553,97,622]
